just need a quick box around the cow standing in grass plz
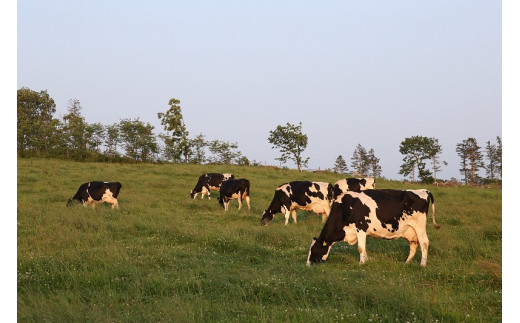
[190,173,234,200]
[218,179,251,211]
[67,181,122,209]
[260,181,333,226]
[307,189,439,267]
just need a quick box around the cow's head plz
[66,198,77,207]
[306,237,332,266]
[260,209,274,226]
[189,190,197,199]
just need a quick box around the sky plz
[17,0,502,180]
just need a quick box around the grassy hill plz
[17,158,502,321]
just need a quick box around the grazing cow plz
[306,189,440,267]
[260,181,333,226]
[332,178,375,198]
[218,179,251,211]
[190,173,234,199]
[66,181,122,209]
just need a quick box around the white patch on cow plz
[407,189,428,200]
[85,188,119,209]
[223,173,233,181]
[343,226,358,245]
[361,178,375,190]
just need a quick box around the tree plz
[456,137,484,184]
[268,122,309,171]
[62,99,88,159]
[85,122,105,156]
[104,123,121,158]
[429,138,446,183]
[351,144,369,176]
[119,118,159,162]
[208,140,242,165]
[157,98,191,163]
[191,133,207,164]
[366,149,382,178]
[485,140,498,180]
[496,136,502,179]
[398,136,437,183]
[333,155,348,174]
[17,87,60,156]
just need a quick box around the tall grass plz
[18,158,501,321]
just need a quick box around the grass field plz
[17,158,502,321]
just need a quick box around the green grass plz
[18,158,502,322]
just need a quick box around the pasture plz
[18,158,502,321]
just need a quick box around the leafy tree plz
[398,136,437,183]
[104,123,121,158]
[430,138,446,183]
[268,122,309,172]
[367,148,382,178]
[351,144,369,176]
[85,122,105,155]
[496,136,502,179]
[333,155,348,174]
[119,118,159,162]
[62,99,88,159]
[157,98,191,163]
[208,140,242,165]
[485,140,497,180]
[17,87,60,156]
[456,137,484,184]
[191,133,207,164]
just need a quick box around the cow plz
[306,189,440,267]
[332,178,375,198]
[260,181,333,226]
[218,179,251,211]
[66,181,122,209]
[190,173,234,200]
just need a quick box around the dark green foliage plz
[456,138,485,184]
[268,122,309,172]
[399,136,440,183]
[333,155,348,174]
[18,158,502,321]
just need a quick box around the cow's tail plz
[427,191,440,229]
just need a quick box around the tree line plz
[17,88,251,165]
[18,87,501,184]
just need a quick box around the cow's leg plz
[237,194,243,211]
[245,196,251,211]
[356,231,368,264]
[321,213,328,223]
[291,210,297,224]
[224,200,229,211]
[412,216,429,267]
[402,226,418,263]
[284,210,292,225]
[201,186,208,199]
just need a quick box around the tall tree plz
[104,123,120,158]
[367,148,382,178]
[191,133,207,164]
[351,144,369,177]
[485,140,498,180]
[398,136,437,183]
[456,137,484,184]
[333,155,348,174]
[268,122,309,172]
[119,118,158,162]
[157,98,191,163]
[62,99,88,159]
[85,122,105,155]
[17,87,59,156]
[496,136,502,179]
[429,138,446,183]
[208,140,242,165]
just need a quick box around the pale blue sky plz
[17,0,502,180]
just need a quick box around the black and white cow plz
[218,179,251,211]
[307,189,440,267]
[66,181,122,209]
[260,181,333,226]
[332,178,375,198]
[190,173,234,199]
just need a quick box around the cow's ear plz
[313,237,317,241]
